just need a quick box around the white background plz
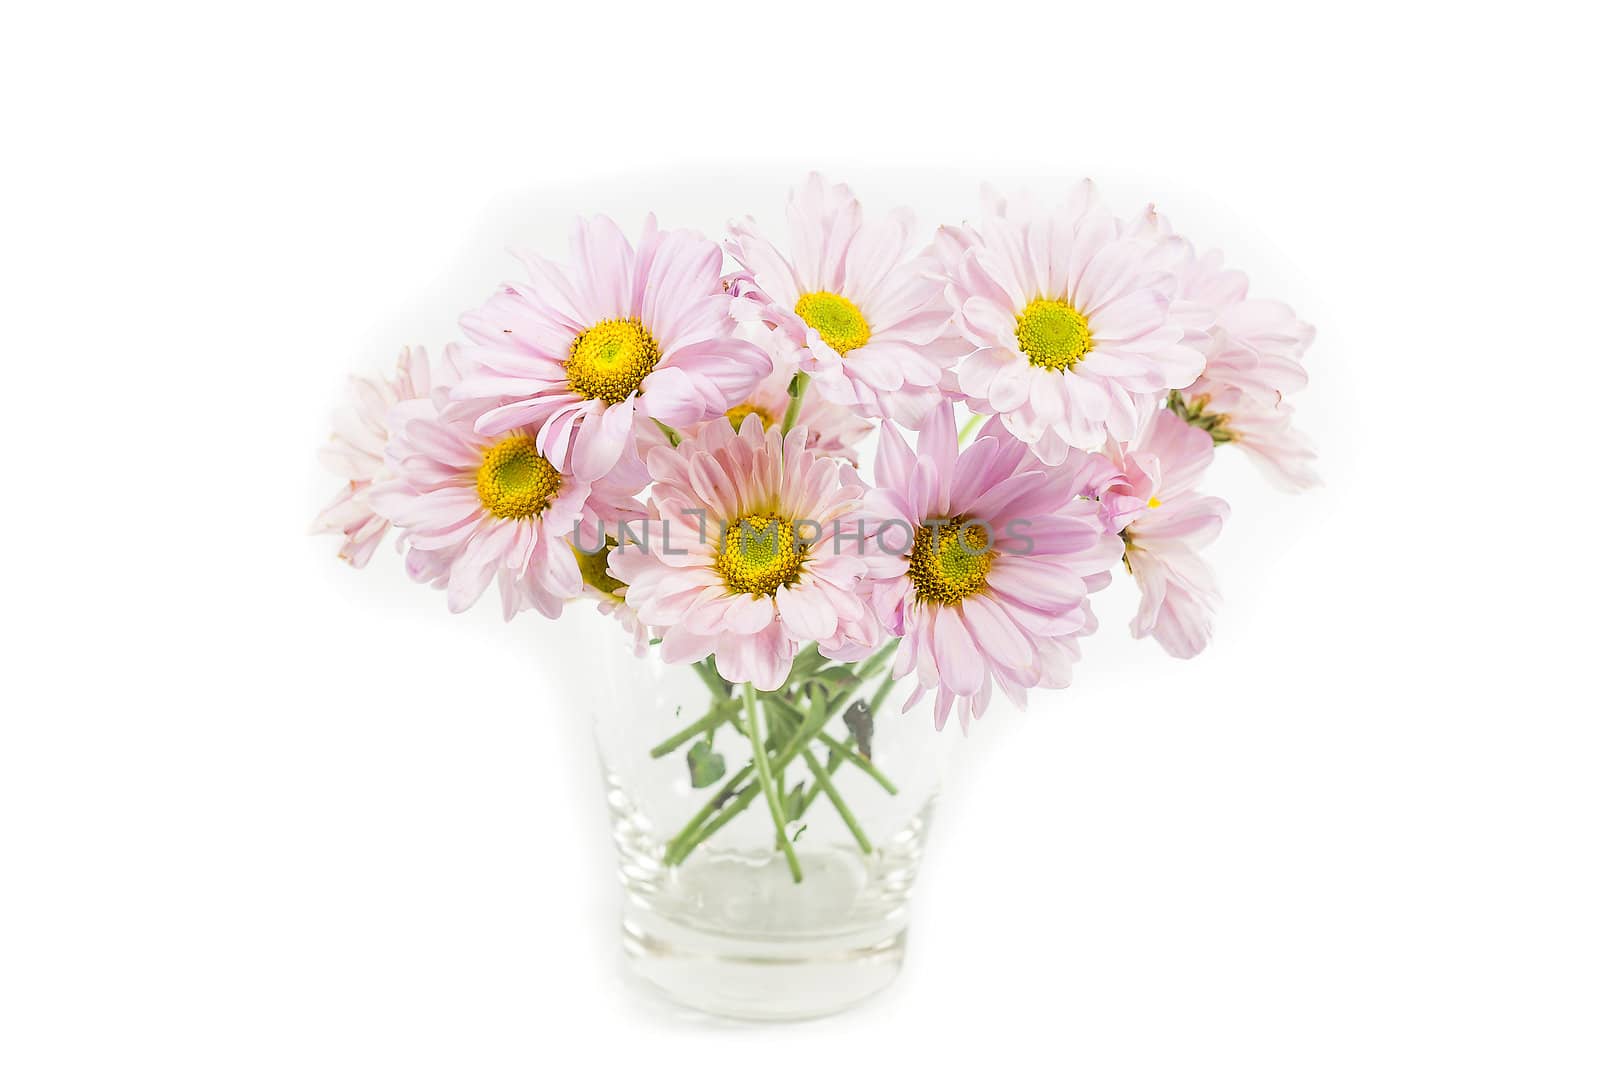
[3,2,1596,1061]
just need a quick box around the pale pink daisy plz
[369,395,620,620]
[861,404,1123,731]
[1103,410,1231,658]
[314,345,456,567]
[690,361,873,465]
[1171,381,1320,491]
[640,307,873,464]
[583,573,653,656]
[1126,206,1319,489]
[452,216,771,482]
[609,416,878,691]
[938,181,1208,461]
[1132,205,1315,403]
[573,543,655,655]
[727,173,957,428]
[570,496,654,655]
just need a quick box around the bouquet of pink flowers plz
[316,174,1314,886]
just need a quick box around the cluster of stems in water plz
[647,641,900,883]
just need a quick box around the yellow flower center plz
[1015,297,1093,372]
[715,513,805,597]
[1148,497,1162,509]
[566,317,661,404]
[794,291,871,354]
[573,538,625,598]
[907,520,994,604]
[475,436,563,521]
[726,403,776,431]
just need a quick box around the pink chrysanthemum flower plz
[727,173,957,428]
[690,359,874,465]
[570,497,654,655]
[369,394,625,620]
[937,181,1207,461]
[1103,410,1231,658]
[452,216,772,481]
[609,417,878,691]
[314,345,456,567]
[574,547,654,654]
[583,575,653,656]
[860,404,1123,731]
[1134,206,1315,403]
[1171,381,1320,491]
[1129,205,1319,490]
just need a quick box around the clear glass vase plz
[584,613,956,1020]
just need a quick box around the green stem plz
[744,684,803,882]
[661,643,901,866]
[646,656,740,760]
[690,657,729,697]
[665,688,851,865]
[815,732,897,795]
[762,696,898,796]
[791,641,894,720]
[663,766,753,863]
[665,776,758,865]
[957,412,984,443]
[779,372,810,436]
[795,671,898,819]
[864,666,900,717]
[648,703,730,759]
[801,748,872,854]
